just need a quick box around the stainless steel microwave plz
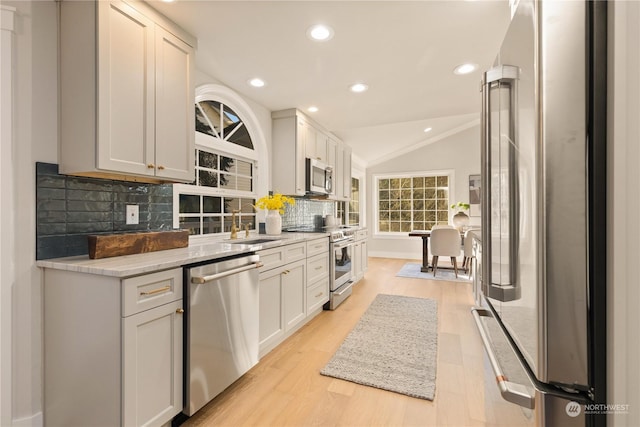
[305,158,333,195]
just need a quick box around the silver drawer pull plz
[140,285,171,296]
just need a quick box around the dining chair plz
[430,227,462,278]
[431,224,455,230]
[462,228,481,274]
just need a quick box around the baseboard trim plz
[368,251,421,260]
[14,411,42,427]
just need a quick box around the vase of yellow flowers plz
[255,192,295,235]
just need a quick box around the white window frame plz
[372,169,455,238]
[173,84,269,241]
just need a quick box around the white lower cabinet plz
[43,267,183,427]
[123,300,183,427]
[281,260,306,331]
[258,237,329,357]
[353,229,369,282]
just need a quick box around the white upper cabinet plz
[60,0,195,183]
[272,109,351,198]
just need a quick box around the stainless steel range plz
[325,227,355,310]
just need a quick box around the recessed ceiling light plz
[453,63,478,75]
[349,83,369,93]
[307,24,334,42]
[248,78,266,88]
[424,127,432,133]
[308,106,319,113]
[161,0,176,3]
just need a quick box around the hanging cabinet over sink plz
[59,0,196,183]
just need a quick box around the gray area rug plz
[396,262,471,282]
[320,294,438,400]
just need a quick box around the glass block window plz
[348,177,360,225]
[376,174,450,233]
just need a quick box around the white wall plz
[365,124,480,259]
[3,1,58,425]
[608,2,640,425]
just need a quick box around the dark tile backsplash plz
[36,162,173,260]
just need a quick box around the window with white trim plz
[174,98,259,236]
[375,173,451,234]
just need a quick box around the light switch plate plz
[126,205,139,225]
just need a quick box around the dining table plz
[409,229,466,272]
[408,230,433,272]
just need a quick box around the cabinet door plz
[361,240,368,273]
[123,300,183,427]
[353,241,362,281]
[154,26,195,182]
[282,261,306,332]
[294,119,307,195]
[343,145,352,201]
[334,142,344,200]
[98,0,155,176]
[259,268,284,352]
[315,130,328,163]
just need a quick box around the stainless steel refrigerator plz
[472,0,607,426]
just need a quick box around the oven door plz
[331,239,353,291]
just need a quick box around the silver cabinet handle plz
[471,307,535,409]
[191,262,261,284]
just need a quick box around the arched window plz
[173,84,268,238]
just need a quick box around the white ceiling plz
[150,0,511,166]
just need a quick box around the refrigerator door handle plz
[471,307,536,410]
[481,64,521,302]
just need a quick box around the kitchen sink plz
[227,238,282,245]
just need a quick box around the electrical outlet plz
[126,205,139,225]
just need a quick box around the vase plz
[452,211,470,229]
[265,209,282,235]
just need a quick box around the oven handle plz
[334,281,353,296]
[471,307,536,410]
[332,239,354,249]
[191,261,263,284]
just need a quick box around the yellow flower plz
[254,193,295,215]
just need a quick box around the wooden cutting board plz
[88,230,189,259]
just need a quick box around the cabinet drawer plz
[356,229,368,241]
[283,242,306,263]
[307,252,329,285]
[306,238,329,257]
[307,276,329,313]
[257,246,286,272]
[122,268,183,317]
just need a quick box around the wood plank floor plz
[182,257,532,427]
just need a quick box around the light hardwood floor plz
[183,257,531,427]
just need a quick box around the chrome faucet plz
[230,210,240,239]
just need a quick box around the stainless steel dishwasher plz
[184,253,261,416]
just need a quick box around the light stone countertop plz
[36,232,329,278]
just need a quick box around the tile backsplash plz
[281,197,336,230]
[36,162,173,260]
